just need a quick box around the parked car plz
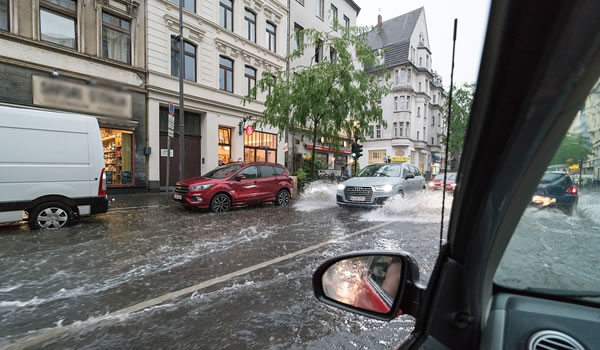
[336,162,426,207]
[531,172,578,215]
[0,104,109,229]
[173,162,293,213]
[312,1,600,348]
[427,172,457,191]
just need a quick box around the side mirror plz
[312,251,424,321]
[236,174,246,181]
[405,174,415,179]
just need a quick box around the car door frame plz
[400,0,600,348]
[256,165,276,202]
[231,165,261,205]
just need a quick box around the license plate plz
[174,194,182,200]
[351,196,366,202]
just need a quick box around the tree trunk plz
[311,119,319,179]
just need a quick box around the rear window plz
[272,167,284,175]
[540,173,570,185]
[259,166,275,177]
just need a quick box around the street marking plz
[2,221,395,350]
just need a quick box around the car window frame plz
[237,165,258,179]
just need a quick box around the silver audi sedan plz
[336,162,426,207]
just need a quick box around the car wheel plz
[210,193,231,213]
[28,202,73,229]
[275,189,291,207]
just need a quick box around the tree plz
[441,83,475,169]
[244,24,390,178]
[551,134,592,166]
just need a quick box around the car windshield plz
[494,79,600,304]
[203,164,243,179]
[357,164,402,177]
[434,173,456,180]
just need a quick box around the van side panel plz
[87,118,104,198]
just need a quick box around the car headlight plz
[337,184,346,190]
[374,184,394,192]
[190,184,214,191]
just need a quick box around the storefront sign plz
[282,143,288,152]
[32,76,132,119]
[161,149,174,157]
[245,125,254,135]
[305,144,351,154]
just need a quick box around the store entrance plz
[101,128,134,186]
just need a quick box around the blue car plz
[531,172,578,215]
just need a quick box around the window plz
[244,131,277,162]
[329,47,337,61]
[432,116,435,126]
[423,127,426,139]
[399,122,404,137]
[39,0,77,49]
[394,96,398,111]
[433,94,436,103]
[244,9,256,42]
[376,125,381,139]
[406,122,410,136]
[315,40,323,62]
[393,122,398,137]
[219,56,233,93]
[407,69,411,83]
[218,128,232,164]
[102,12,131,64]
[220,0,233,31]
[419,57,423,66]
[377,75,382,87]
[273,167,284,175]
[330,5,337,28]
[294,23,304,52]
[245,66,256,98]
[258,166,275,178]
[316,0,324,19]
[169,0,195,11]
[171,37,196,81]
[266,21,276,52]
[416,131,420,140]
[343,15,350,28]
[417,107,421,117]
[418,82,422,92]
[406,96,411,110]
[296,0,304,5]
[0,0,8,31]
[239,166,258,179]
[431,137,434,145]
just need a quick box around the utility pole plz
[178,0,186,181]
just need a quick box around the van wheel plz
[210,194,231,213]
[275,189,291,206]
[28,202,73,229]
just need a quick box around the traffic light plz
[357,144,363,158]
[351,143,358,158]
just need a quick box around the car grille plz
[344,186,373,203]
[175,185,189,194]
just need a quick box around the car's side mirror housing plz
[405,174,415,180]
[236,174,246,181]
[312,250,424,321]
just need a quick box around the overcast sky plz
[354,0,491,87]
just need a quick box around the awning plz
[96,116,138,130]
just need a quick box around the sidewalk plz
[107,192,171,210]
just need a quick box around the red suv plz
[173,162,293,213]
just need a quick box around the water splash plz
[361,191,453,223]
[293,181,338,212]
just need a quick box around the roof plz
[344,0,361,15]
[366,7,423,68]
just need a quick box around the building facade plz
[146,0,288,190]
[286,0,360,173]
[362,8,446,176]
[0,0,148,191]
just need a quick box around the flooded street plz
[5,185,596,349]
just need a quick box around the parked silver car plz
[336,162,426,207]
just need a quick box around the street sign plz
[168,115,175,138]
[168,103,175,116]
[245,125,254,135]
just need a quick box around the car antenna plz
[440,19,457,250]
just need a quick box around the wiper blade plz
[524,287,600,298]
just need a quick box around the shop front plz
[244,131,277,163]
[218,127,233,164]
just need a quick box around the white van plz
[0,104,108,229]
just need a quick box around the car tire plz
[28,201,73,229]
[275,189,291,207]
[210,193,231,213]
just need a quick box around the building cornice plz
[214,38,284,71]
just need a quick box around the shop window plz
[101,128,134,186]
[0,0,8,31]
[219,56,233,93]
[102,12,131,64]
[244,131,277,163]
[220,0,233,31]
[218,127,232,165]
[171,37,196,81]
[40,0,77,49]
[244,9,256,42]
[265,21,276,52]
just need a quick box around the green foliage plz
[244,24,391,178]
[441,83,476,158]
[302,155,328,175]
[351,162,361,177]
[293,168,307,182]
[551,134,592,165]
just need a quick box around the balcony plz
[414,140,428,149]
[429,144,442,152]
[392,83,414,93]
[391,137,412,146]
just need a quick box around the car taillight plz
[567,186,577,195]
[98,168,107,197]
